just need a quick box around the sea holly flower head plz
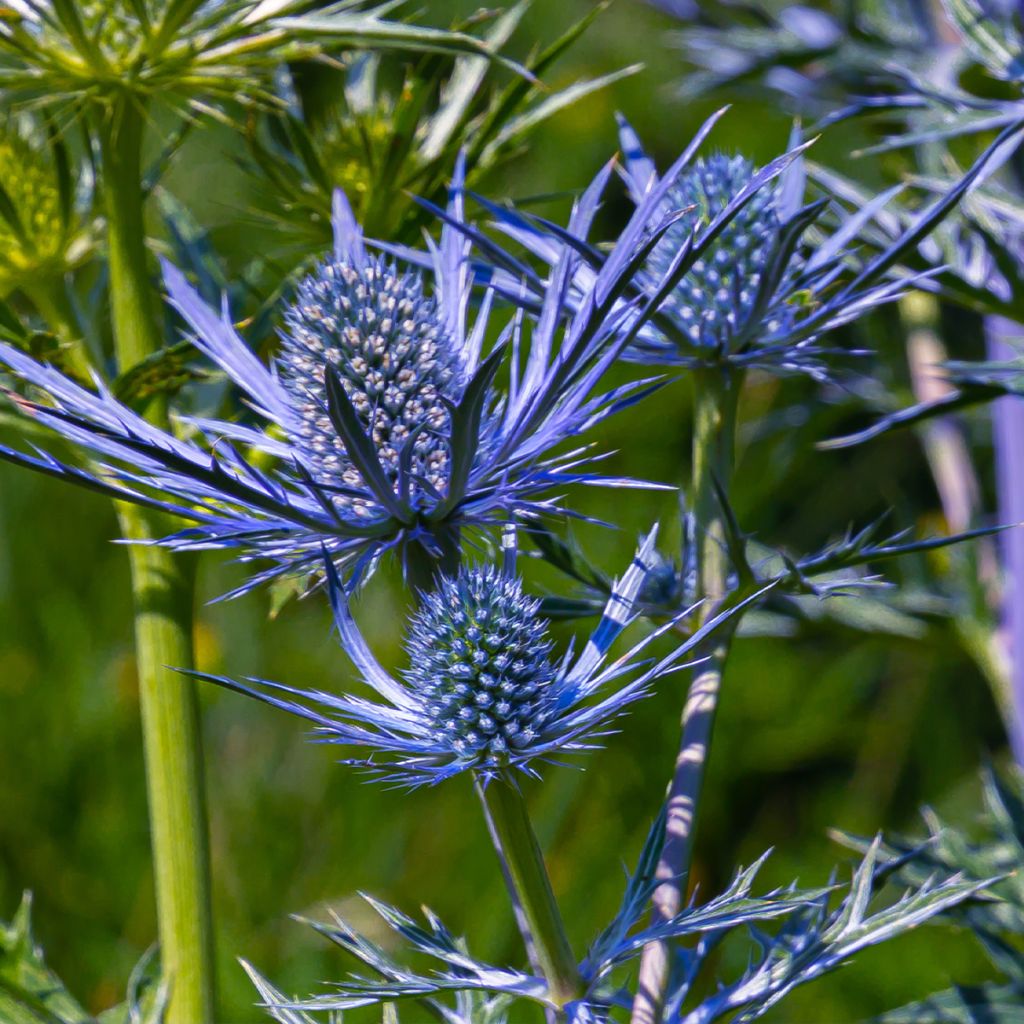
[406,564,556,764]
[189,526,748,785]
[464,110,1008,381]
[278,253,467,518]
[648,151,795,355]
[0,161,663,594]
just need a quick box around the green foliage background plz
[0,1,1008,1020]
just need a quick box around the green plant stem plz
[22,276,93,379]
[478,773,581,1010]
[475,780,545,971]
[99,96,215,1024]
[632,367,740,1024]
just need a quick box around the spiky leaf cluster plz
[837,766,1024,1021]
[0,892,167,1023]
[405,566,556,766]
[279,256,464,514]
[0,1,525,120]
[241,5,639,262]
[235,835,986,1023]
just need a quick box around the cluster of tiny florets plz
[279,257,464,517]
[651,154,789,351]
[0,129,65,291]
[405,567,556,765]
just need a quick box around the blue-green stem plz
[632,367,740,1024]
[98,95,215,1024]
[478,773,581,1010]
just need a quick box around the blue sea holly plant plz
[0,122,825,597]
[442,111,1024,1024]
[642,0,1024,763]
[465,110,1020,381]
[0,7,1018,1024]
[0,169,677,594]
[185,525,759,1012]
[0,6,605,1024]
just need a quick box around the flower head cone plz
[0,159,663,595]
[185,526,749,786]
[646,150,794,354]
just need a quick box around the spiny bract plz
[73,1,145,57]
[651,153,789,351]
[405,566,555,765]
[280,256,464,516]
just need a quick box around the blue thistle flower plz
[404,565,556,764]
[277,254,466,516]
[648,152,796,353]
[188,526,743,785]
[456,110,977,380]
[0,159,661,595]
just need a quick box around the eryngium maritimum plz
[0,163,659,595]
[279,255,464,516]
[467,109,985,380]
[648,152,792,352]
[188,527,739,785]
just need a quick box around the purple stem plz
[986,314,1024,765]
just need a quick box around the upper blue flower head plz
[651,153,793,352]
[279,255,465,515]
[0,157,662,595]
[465,110,955,381]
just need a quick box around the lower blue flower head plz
[406,565,555,765]
[184,526,750,786]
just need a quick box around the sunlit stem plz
[478,772,582,1011]
[986,313,1024,764]
[98,94,216,1024]
[900,295,1013,738]
[632,366,740,1024]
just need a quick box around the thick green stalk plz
[632,368,740,1024]
[478,773,581,1010]
[475,780,545,973]
[99,97,215,1024]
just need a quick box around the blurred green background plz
[0,1,1009,1020]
